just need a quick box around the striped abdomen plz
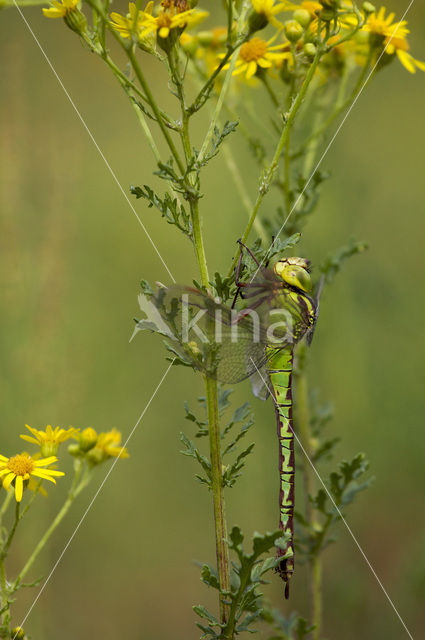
[266,345,295,599]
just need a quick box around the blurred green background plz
[1,1,424,638]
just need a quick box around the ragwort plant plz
[0,426,128,640]
[3,0,424,638]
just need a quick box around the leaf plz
[130,183,192,238]
[197,121,239,168]
[320,238,368,284]
[180,432,211,486]
[200,564,220,590]
[193,605,219,625]
[229,525,244,551]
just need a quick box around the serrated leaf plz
[201,564,220,590]
[193,605,219,625]
[320,238,368,284]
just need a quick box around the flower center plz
[157,12,173,27]
[7,454,34,476]
[240,38,268,63]
[161,0,189,13]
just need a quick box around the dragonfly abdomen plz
[266,346,295,598]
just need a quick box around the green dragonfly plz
[137,242,320,597]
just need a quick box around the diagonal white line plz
[251,359,414,640]
[12,0,176,283]
[13,360,175,638]
[252,0,416,279]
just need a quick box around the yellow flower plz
[139,1,208,40]
[362,6,409,39]
[110,1,153,40]
[0,453,64,502]
[42,0,79,18]
[298,0,323,17]
[384,34,425,74]
[225,37,291,79]
[250,0,297,28]
[85,428,129,465]
[21,424,78,456]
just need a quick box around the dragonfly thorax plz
[273,257,312,293]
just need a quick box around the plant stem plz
[0,502,20,561]
[295,48,373,156]
[205,376,231,625]
[126,48,185,174]
[221,144,268,243]
[197,2,249,165]
[228,46,323,276]
[295,360,322,640]
[261,74,280,108]
[312,554,322,640]
[14,460,87,585]
[190,198,210,289]
[178,48,231,623]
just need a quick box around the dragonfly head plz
[273,257,312,293]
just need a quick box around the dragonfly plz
[138,241,320,597]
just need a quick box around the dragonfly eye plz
[274,260,312,292]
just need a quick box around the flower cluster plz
[68,426,129,464]
[41,0,424,79]
[109,0,208,47]
[1,424,128,502]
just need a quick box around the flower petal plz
[3,472,16,491]
[246,61,257,79]
[30,470,57,484]
[15,476,24,502]
[33,456,58,467]
[20,435,39,444]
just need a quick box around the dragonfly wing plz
[249,368,270,400]
[147,285,270,384]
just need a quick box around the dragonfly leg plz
[237,239,261,267]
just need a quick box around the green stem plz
[221,144,267,243]
[0,492,13,530]
[283,127,291,214]
[312,556,322,640]
[190,198,210,288]
[261,74,280,108]
[294,355,322,640]
[0,503,20,561]
[295,48,374,156]
[205,375,230,625]
[0,502,20,632]
[14,460,88,585]
[222,566,250,638]
[126,48,185,174]
[226,0,233,48]
[197,2,249,165]
[228,46,323,276]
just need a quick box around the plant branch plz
[228,44,324,276]
[205,376,230,625]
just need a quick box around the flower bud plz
[79,427,98,452]
[63,7,88,35]
[319,8,335,21]
[67,443,81,457]
[284,20,303,43]
[197,30,214,46]
[247,9,268,35]
[180,33,198,55]
[40,441,59,458]
[303,42,317,59]
[362,1,376,14]
[293,9,311,28]
[11,628,26,640]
